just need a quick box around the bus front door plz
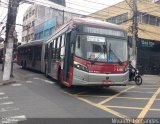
[63,33,73,84]
[48,43,52,73]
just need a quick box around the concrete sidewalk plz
[142,75,160,85]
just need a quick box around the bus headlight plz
[74,61,88,72]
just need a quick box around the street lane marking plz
[10,115,26,119]
[0,97,9,100]
[0,92,5,95]
[76,94,160,100]
[138,87,160,118]
[34,77,54,84]
[127,91,154,94]
[64,91,134,122]
[26,81,32,83]
[64,91,131,120]
[105,105,143,110]
[142,85,160,86]
[134,87,158,90]
[2,115,26,123]
[0,107,19,112]
[11,83,22,86]
[78,97,131,119]
[98,86,135,105]
[105,105,160,111]
[150,108,160,111]
[0,102,14,106]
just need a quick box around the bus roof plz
[71,18,124,30]
[18,40,45,48]
[46,18,125,42]
[56,18,124,34]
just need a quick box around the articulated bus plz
[17,18,129,87]
[17,40,44,71]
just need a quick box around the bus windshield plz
[75,35,128,63]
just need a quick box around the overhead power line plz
[66,1,99,11]
[67,1,130,15]
[82,0,130,10]
[24,0,129,19]
[125,0,133,10]
[68,0,130,10]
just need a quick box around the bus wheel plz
[45,65,48,77]
[57,69,65,88]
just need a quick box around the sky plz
[0,0,124,42]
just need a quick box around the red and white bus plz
[45,18,129,87]
[17,18,129,87]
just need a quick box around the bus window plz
[54,38,58,60]
[77,36,80,48]
[56,37,61,59]
[57,36,62,59]
[75,36,82,58]
[92,44,102,52]
[60,34,65,59]
[34,46,38,60]
[44,44,48,59]
[33,45,41,61]
[52,40,56,59]
[28,47,33,60]
[38,46,42,60]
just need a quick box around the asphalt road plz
[0,65,160,124]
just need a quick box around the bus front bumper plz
[72,68,129,86]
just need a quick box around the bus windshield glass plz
[75,35,128,63]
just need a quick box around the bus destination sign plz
[83,27,126,37]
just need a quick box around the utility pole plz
[3,0,20,81]
[130,0,138,68]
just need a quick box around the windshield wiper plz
[109,49,122,65]
[91,52,103,64]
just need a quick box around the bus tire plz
[57,68,65,88]
[45,65,48,77]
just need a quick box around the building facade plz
[34,5,82,40]
[89,0,160,75]
[22,4,82,43]
[22,5,36,43]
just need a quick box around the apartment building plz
[34,5,82,40]
[22,3,82,43]
[22,5,36,43]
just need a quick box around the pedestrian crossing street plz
[0,89,26,124]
